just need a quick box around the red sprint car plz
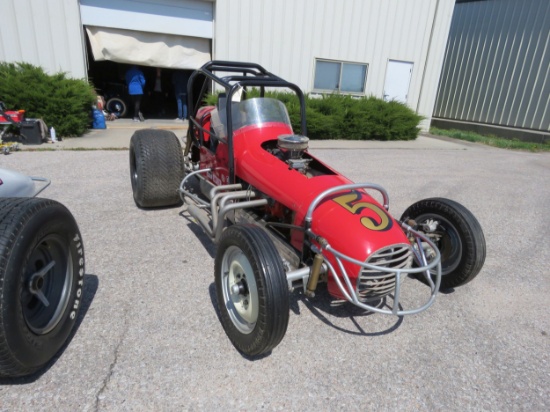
[129,61,486,357]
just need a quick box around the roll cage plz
[186,61,307,184]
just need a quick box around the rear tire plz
[0,198,85,377]
[129,129,185,208]
[215,225,289,357]
[401,198,486,289]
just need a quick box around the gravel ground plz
[0,141,549,411]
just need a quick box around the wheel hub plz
[22,237,72,335]
[222,246,259,334]
[230,279,249,296]
[28,260,56,307]
[229,262,255,320]
[418,215,462,276]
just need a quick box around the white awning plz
[80,0,213,39]
[85,26,210,69]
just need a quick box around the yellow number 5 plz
[333,191,393,231]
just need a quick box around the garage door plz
[80,0,212,69]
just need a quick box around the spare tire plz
[0,197,85,377]
[105,97,127,118]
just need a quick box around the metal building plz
[214,0,455,130]
[0,0,214,79]
[0,0,456,130]
[433,0,550,141]
[0,0,88,79]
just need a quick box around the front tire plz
[0,198,85,377]
[401,198,486,289]
[215,225,289,357]
[129,129,185,208]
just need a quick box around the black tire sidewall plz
[215,225,289,356]
[401,198,485,289]
[0,199,84,372]
[129,135,144,205]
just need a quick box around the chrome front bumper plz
[304,183,442,316]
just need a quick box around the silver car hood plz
[0,168,50,197]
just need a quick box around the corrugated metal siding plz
[214,0,455,130]
[434,0,550,131]
[0,0,87,79]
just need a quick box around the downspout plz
[211,0,216,61]
[416,0,441,114]
[77,2,89,81]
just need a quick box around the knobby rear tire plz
[129,129,185,208]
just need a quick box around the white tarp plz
[85,26,210,69]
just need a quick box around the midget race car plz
[129,61,486,357]
[0,169,85,377]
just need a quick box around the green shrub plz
[306,94,423,140]
[0,62,96,137]
[203,89,422,140]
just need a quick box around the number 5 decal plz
[333,191,393,231]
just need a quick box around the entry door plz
[383,60,413,103]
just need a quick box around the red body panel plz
[0,110,25,123]
[200,122,410,300]
[197,106,230,185]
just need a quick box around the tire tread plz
[130,130,185,208]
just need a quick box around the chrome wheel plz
[220,245,259,334]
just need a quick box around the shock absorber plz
[306,253,324,298]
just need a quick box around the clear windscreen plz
[211,97,292,138]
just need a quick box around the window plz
[313,59,368,94]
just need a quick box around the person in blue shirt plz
[125,65,146,122]
[172,70,190,121]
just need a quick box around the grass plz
[430,128,550,152]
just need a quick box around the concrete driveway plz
[0,132,549,411]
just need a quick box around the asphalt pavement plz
[0,121,549,411]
